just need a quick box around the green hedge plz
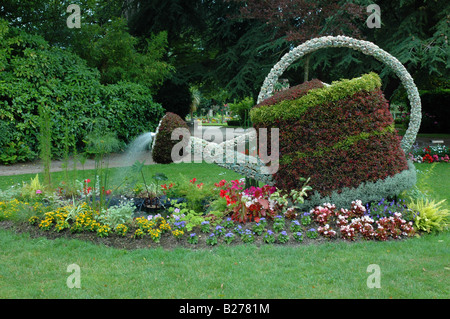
[0,21,164,164]
[152,112,190,164]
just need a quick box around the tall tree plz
[0,0,174,91]
[234,0,364,43]
[230,0,365,82]
[367,0,450,89]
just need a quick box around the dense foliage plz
[0,21,164,164]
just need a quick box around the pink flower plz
[36,190,42,195]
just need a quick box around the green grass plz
[412,163,450,210]
[0,162,449,299]
[0,162,244,191]
[1,228,448,299]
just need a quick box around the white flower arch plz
[257,35,421,153]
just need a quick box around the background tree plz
[70,17,174,91]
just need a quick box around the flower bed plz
[408,144,450,163]
[0,174,437,250]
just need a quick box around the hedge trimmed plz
[152,112,190,164]
[252,73,410,201]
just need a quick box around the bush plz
[228,97,254,127]
[252,73,411,204]
[152,112,190,164]
[0,21,164,164]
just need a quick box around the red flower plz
[225,195,236,206]
[219,189,228,198]
[423,154,434,163]
[106,190,112,195]
[84,179,91,184]
[190,178,197,184]
[214,180,227,188]
[197,183,204,189]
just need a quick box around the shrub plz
[228,97,254,127]
[0,21,164,164]
[152,112,190,164]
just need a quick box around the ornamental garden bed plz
[1,175,438,251]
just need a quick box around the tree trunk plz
[304,55,310,82]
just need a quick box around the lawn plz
[1,227,448,299]
[0,162,245,191]
[413,163,450,210]
[0,162,449,300]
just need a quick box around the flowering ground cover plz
[1,162,447,251]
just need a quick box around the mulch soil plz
[0,218,413,251]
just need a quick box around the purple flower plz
[190,233,197,237]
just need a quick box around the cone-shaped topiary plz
[152,112,190,164]
[251,73,415,208]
